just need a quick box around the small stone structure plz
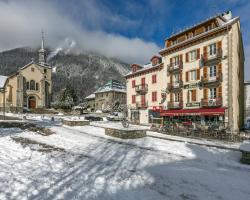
[105,127,146,139]
[63,119,90,126]
[240,142,250,164]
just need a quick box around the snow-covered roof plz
[160,16,239,54]
[85,93,95,100]
[94,79,126,94]
[125,62,162,77]
[0,75,8,88]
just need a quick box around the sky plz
[0,0,249,79]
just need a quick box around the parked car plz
[85,115,103,121]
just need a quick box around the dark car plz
[85,115,103,121]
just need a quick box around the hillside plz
[0,48,130,102]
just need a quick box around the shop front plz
[160,108,226,127]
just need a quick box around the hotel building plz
[126,11,245,132]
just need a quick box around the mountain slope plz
[0,48,130,102]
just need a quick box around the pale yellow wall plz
[0,62,52,110]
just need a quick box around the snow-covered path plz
[0,122,250,200]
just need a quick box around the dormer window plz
[172,40,177,45]
[31,68,35,72]
[44,69,47,74]
[205,25,212,32]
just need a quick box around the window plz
[188,90,196,102]
[187,32,193,39]
[172,40,177,45]
[132,80,136,88]
[210,88,217,99]
[152,74,157,83]
[205,25,212,32]
[152,92,157,102]
[209,43,216,56]
[209,66,217,77]
[31,68,35,72]
[26,82,29,90]
[132,95,136,104]
[190,70,197,81]
[174,93,180,102]
[141,77,145,87]
[30,80,35,90]
[172,56,180,65]
[189,50,197,61]
[36,83,39,91]
[173,74,180,83]
[44,69,47,73]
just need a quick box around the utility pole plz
[3,88,5,120]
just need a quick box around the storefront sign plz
[186,102,200,107]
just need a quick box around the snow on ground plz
[0,115,250,200]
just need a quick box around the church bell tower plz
[38,31,47,65]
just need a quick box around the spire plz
[41,30,44,50]
[38,29,47,65]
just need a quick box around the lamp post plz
[2,88,5,120]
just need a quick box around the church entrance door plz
[28,96,36,109]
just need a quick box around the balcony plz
[136,101,148,109]
[201,98,222,108]
[200,48,222,66]
[201,74,222,87]
[167,61,183,73]
[167,101,183,109]
[167,81,183,92]
[135,84,148,94]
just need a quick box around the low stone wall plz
[105,128,146,139]
[63,119,90,126]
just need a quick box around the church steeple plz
[38,30,47,65]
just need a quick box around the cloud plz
[0,0,160,64]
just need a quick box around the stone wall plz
[63,119,90,126]
[105,128,146,139]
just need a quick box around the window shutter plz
[203,46,207,60]
[218,63,222,77]
[187,91,190,102]
[218,86,222,98]
[197,68,200,80]
[186,52,189,62]
[170,75,173,83]
[186,71,189,82]
[170,93,173,102]
[203,67,207,79]
[192,90,197,101]
[180,92,183,101]
[180,54,183,63]
[204,88,208,100]
[197,48,200,59]
[155,92,157,101]
[152,92,154,101]
[170,58,172,65]
[180,73,182,81]
[217,41,222,49]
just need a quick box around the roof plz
[160,16,239,54]
[85,93,95,100]
[0,75,8,88]
[125,62,163,78]
[94,79,126,94]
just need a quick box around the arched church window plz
[26,82,30,90]
[36,83,39,91]
[30,80,35,90]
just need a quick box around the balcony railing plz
[167,81,183,91]
[135,84,148,94]
[201,98,222,108]
[136,101,148,109]
[201,74,222,86]
[200,48,222,66]
[167,101,183,109]
[167,61,183,73]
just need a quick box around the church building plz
[0,37,52,112]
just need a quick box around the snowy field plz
[0,115,250,200]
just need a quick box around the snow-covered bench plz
[239,141,250,164]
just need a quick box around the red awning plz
[160,108,225,117]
